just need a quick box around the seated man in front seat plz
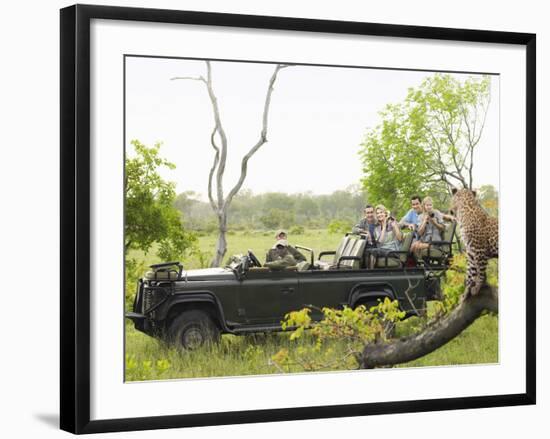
[265,230,306,263]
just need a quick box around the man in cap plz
[265,229,306,263]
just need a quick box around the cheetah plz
[451,188,498,297]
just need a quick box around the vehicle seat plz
[315,235,352,269]
[144,270,180,280]
[337,235,366,269]
[373,231,414,268]
[418,221,457,264]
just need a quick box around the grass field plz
[128,229,344,269]
[125,229,498,381]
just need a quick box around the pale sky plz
[125,57,499,200]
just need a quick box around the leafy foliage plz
[175,186,368,232]
[430,252,498,320]
[125,139,196,260]
[478,184,499,216]
[360,104,434,216]
[327,219,353,234]
[431,254,468,318]
[125,258,147,311]
[125,354,171,381]
[272,300,406,371]
[289,225,305,235]
[359,74,491,215]
[259,208,296,229]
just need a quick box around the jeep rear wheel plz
[167,310,220,350]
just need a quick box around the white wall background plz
[0,0,545,437]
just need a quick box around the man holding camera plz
[265,229,306,264]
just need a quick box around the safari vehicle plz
[126,229,456,350]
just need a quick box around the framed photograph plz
[60,4,536,434]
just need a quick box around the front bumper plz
[125,311,147,332]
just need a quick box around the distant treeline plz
[174,187,367,232]
[174,184,498,233]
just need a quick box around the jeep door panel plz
[236,270,300,324]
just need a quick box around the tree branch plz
[207,127,220,212]
[223,64,288,209]
[170,76,206,83]
[201,61,229,210]
[361,284,498,369]
[171,64,229,209]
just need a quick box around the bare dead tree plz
[172,61,289,266]
[361,284,498,368]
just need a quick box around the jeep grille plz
[142,285,169,314]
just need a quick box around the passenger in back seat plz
[371,204,403,256]
[351,204,377,248]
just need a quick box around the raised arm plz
[433,211,446,232]
[417,215,429,236]
[392,220,403,241]
[289,246,306,262]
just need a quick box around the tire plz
[167,310,220,350]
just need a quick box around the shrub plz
[272,299,406,371]
[327,219,352,234]
[289,225,305,235]
[125,258,147,311]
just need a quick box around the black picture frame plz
[60,4,536,434]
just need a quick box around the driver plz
[265,230,306,263]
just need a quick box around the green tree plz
[260,208,295,229]
[413,74,491,189]
[125,140,196,261]
[359,103,433,215]
[478,184,499,216]
[359,74,491,215]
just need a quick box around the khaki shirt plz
[418,210,444,243]
[265,245,306,263]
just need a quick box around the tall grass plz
[125,313,498,381]
[125,230,498,381]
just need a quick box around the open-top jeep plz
[126,227,456,350]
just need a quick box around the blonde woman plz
[410,196,446,256]
[373,204,403,253]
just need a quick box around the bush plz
[125,354,171,381]
[289,225,305,235]
[327,219,352,234]
[260,208,295,229]
[272,299,406,372]
[125,258,147,311]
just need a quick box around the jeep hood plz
[181,267,235,281]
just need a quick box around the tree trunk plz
[361,285,498,369]
[212,212,227,267]
[172,63,288,267]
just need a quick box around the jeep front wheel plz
[167,310,220,350]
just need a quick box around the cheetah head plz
[450,187,477,215]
